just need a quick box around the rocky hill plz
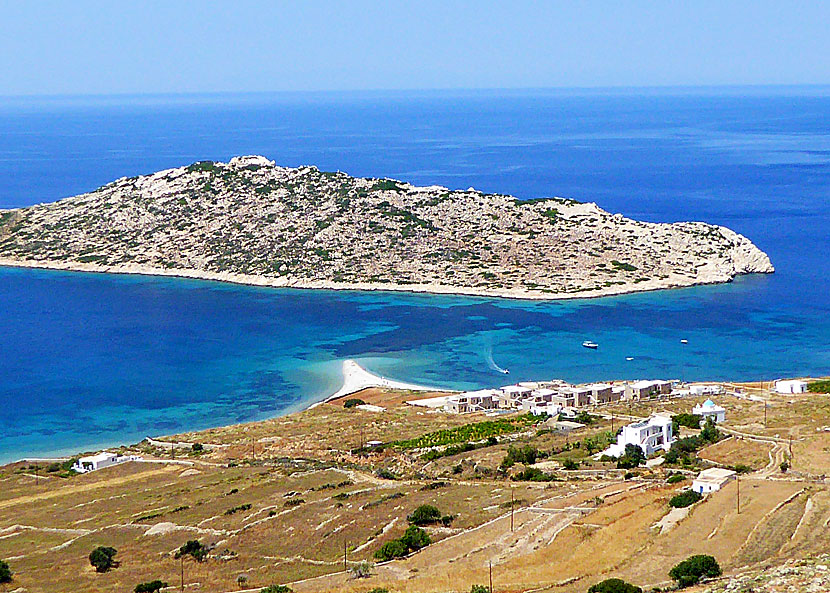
[0,155,773,298]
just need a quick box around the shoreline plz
[0,258,761,302]
[315,359,455,407]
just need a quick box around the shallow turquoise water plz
[0,88,828,461]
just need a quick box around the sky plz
[1,0,828,96]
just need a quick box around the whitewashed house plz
[692,468,736,494]
[689,384,724,396]
[603,414,674,458]
[72,451,140,474]
[692,399,726,423]
[774,379,808,394]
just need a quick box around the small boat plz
[626,357,634,361]
[582,341,599,349]
[501,369,510,375]
[680,339,689,344]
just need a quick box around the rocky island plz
[0,155,773,298]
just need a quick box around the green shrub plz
[134,580,167,593]
[344,398,366,408]
[375,468,398,480]
[374,539,409,561]
[89,546,118,573]
[587,577,642,593]
[780,461,789,473]
[400,525,431,551]
[175,540,208,562]
[261,586,293,593]
[471,585,490,593]
[512,467,557,482]
[562,458,579,471]
[501,445,539,468]
[669,490,703,508]
[0,559,11,583]
[407,504,443,526]
[667,473,686,484]
[616,444,645,469]
[672,413,702,429]
[669,555,721,588]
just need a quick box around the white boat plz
[501,369,510,375]
[582,341,599,349]
[626,357,634,361]
[680,339,689,344]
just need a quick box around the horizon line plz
[2,82,830,103]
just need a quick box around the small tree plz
[700,417,720,443]
[587,577,642,593]
[400,525,431,551]
[176,539,208,562]
[669,555,721,588]
[89,546,118,573]
[343,398,366,409]
[374,539,409,561]
[616,444,645,469]
[192,442,204,453]
[407,504,442,525]
[471,585,489,593]
[780,461,790,473]
[0,559,12,583]
[237,574,249,588]
[134,580,167,593]
[562,458,579,470]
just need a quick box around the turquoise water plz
[0,88,828,461]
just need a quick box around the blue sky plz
[1,1,828,96]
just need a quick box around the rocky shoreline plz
[0,155,774,300]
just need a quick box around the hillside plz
[0,155,773,298]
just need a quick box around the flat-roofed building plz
[692,468,736,494]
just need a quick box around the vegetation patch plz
[395,414,538,450]
[808,379,830,393]
[669,490,703,508]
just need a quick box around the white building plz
[774,379,808,394]
[692,468,736,494]
[692,399,726,423]
[689,384,724,396]
[72,451,140,474]
[602,414,674,458]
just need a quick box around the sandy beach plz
[320,359,451,405]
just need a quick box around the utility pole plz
[172,442,175,459]
[611,411,615,433]
[489,561,493,593]
[343,538,347,572]
[789,435,793,466]
[764,402,767,428]
[510,489,514,532]
[180,556,185,592]
[34,465,39,486]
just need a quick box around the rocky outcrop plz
[0,156,773,299]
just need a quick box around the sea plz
[0,87,828,462]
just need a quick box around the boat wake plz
[484,344,510,375]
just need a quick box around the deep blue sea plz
[1,88,828,462]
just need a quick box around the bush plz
[344,398,366,408]
[191,442,203,453]
[0,559,11,583]
[807,379,830,393]
[261,586,293,593]
[667,473,686,484]
[501,445,539,468]
[672,413,702,429]
[89,546,118,573]
[616,444,645,469]
[374,539,409,561]
[176,540,208,562]
[562,458,579,471]
[135,580,167,593]
[780,461,789,472]
[669,555,721,587]
[400,525,431,551]
[733,464,752,474]
[350,560,373,579]
[375,468,398,480]
[471,585,490,593]
[374,526,431,561]
[700,417,720,443]
[587,577,643,593]
[407,504,442,526]
[512,467,557,482]
[669,490,703,508]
